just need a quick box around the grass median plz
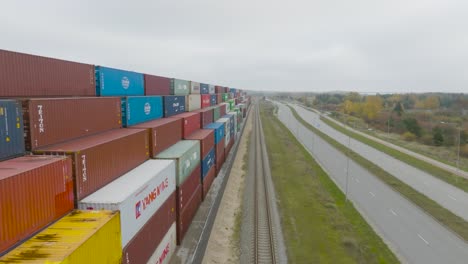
[260,102,399,263]
[288,105,468,242]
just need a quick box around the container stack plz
[0,49,250,262]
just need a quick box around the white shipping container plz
[208,84,215,94]
[188,94,201,111]
[78,160,176,248]
[189,81,200,94]
[147,223,177,264]
[217,117,231,146]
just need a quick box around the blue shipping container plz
[163,95,186,117]
[122,96,163,127]
[204,122,225,144]
[0,100,25,161]
[210,94,217,106]
[202,148,215,178]
[200,83,209,94]
[95,66,144,96]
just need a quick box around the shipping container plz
[223,113,236,137]
[22,97,122,151]
[225,138,234,158]
[202,166,216,200]
[222,93,229,102]
[210,94,217,106]
[220,103,227,116]
[228,99,236,110]
[215,140,225,174]
[177,165,201,213]
[187,94,201,111]
[156,140,200,186]
[0,49,95,97]
[121,96,163,127]
[200,83,209,94]
[213,105,221,121]
[202,148,215,178]
[177,184,202,244]
[0,210,121,263]
[123,193,176,264]
[194,107,213,128]
[170,79,190,95]
[217,117,231,146]
[208,84,215,94]
[201,94,211,108]
[35,129,149,201]
[163,95,186,117]
[204,122,225,145]
[189,81,201,94]
[185,129,215,159]
[173,112,201,139]
[96,66,144,96]
[146,223,177,264]
[216,93,222,106]
[0,100,24,161]
[131,117,182,157]
[144,74,171,95]
[79,160,175,248]
[0,155,74,255]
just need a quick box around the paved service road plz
[290,103,468,222]
[274,101,468,264]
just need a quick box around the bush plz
[461,145,468,158]
[402,131,416,141]
[432,127,444,146]
[420,134,433,145]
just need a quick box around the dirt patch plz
[202,111,252,264]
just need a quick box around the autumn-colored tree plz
[345,92,362,103]
[424,96,440,110]
[362,95,383,120]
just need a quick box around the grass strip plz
[288,105,468,242]
[261,102,399,263]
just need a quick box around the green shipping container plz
[222,93,229,102]
[170,79,190,95]
[156,140,200,186]
[228,99,235,111]
[213,106,221,121]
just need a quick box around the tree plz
[402,118,422,137]
[393,101,404,116]
[432,127,444,146]
[345,92,362,103]
[424,96,440,110]
[363,95,383,120]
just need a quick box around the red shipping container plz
[225,137,235,158]
[215,140,225,174]
[202,166,216,201]
[144,74,171,95]
[177,165,201,214]
[0,49,95,97]
[216,94,222,105]
[194,108,213,128]
[173,112,201,139]
[122,192,176,264]
[185,129,215,159]
[34,129,149,201]
[131,117,182,157]
[177,184,202,245]
[0,155,74,255]
[201,94,211,108]
[235,98,239,105]
[215,86,224,94]
[22,97,122,151]
[219,104,227,117]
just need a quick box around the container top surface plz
[122,95,162,99]
[79,160,175,203]
[0,155,68,180]
[23,97,118,102]
[194,107,213,113]
[184,129,214,140]
[130,117,181,128]
[204,122,224,129]
[156,140,199,159]
[217,118,229,123]
[36,128,145,152]
[173,112,198,118]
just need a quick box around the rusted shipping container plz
[177,165,201,214]
[131,117,182,157]
[177,184,202,245]
[202,166,216,201]
[122,192,176,264]
[219,104,227,116]
[173,112,201,139]
[215,86,224,94]
[22,97,122,151]
[225,138,234,159]
[215,140,225,174]
[194,108,213,128]
[144,74,171,95]
[216,94,222,106]
[201,94,211,108]
[185,129,215,159]
[0,49,95,97]
[34,129,149,201]
[0,155,74,255]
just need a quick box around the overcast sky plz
[1,1,467,93]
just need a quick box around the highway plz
[290,103,468,222]
[274,101,468,264]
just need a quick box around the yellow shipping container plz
[0,210,121,264]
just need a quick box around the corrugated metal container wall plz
[173,112,201,139]
[146,223,177,264]
[208,84,215,94]
[79,160,176,248]
[144,74,171,95]
[202,148,215,178]
[131,117,182,157]
[210,94,217,106]
[0,156,74,255]
[35,129,149,201]
[202,166,216,200]
[121,96,163,127]
[170,79,190,95]
[163,95,186,117]
[189,81,201,94]
[187,94,201,112]
[0,49,95,97]
[215,140,225,173]
[215,86,223,93]
[22,97,122,151]
[0,100,25,161]
[216,94,222,105]
[156,140,200,186]
[228,99,236,111]
[200,83,209,94]
[225,138,234,158]
[201,94,211,108]
[195,108,213,128]
[213,106,221,121]
[223,113,236,137]
[122,193,176,264]
[0,210,121,264]
[204,122,225,145]
[177,165,201,213]
[222,93,229,102]
[185,129,215,159]
[220,103,227,116]
[177,185,202,244]
[95,66,144,96]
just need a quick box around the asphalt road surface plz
[274,101,468,264]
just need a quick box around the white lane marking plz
[355,178,360,183]
[448,195,457,201]
[417,234,430,245]
[389,209,398,216]
[369,191,376,197]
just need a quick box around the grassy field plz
[260,102,399,264]
[288,106,468,242]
